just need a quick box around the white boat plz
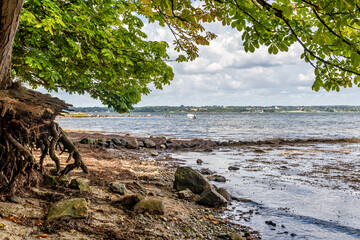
[187,114,197,119]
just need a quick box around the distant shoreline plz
[59,110,360,118]
[67,105,360,114]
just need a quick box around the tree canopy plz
[201,0,360,92]
[11,0,360,113]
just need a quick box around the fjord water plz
[57,112,360,140]
[57,113,360,239]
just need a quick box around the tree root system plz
[0,86,87,193]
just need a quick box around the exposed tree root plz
[0,86,88,193]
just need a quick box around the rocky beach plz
[1,128,360,239]
[0,131,261,240]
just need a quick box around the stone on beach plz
[134,197,165,215]
[200,168,215,175]
[216,188,232,202]
[44,175,68,187]
[173,167,212,194]
[228,166,240,171]
[126,138,139,149]
[110,182,126,195]
[195,188,228,207]
[119,194,144,209]
[69,178,92,192]
[138,140,145,147]
[207,174,227,182]
[144,139,156,148]
[111,138,122,146]
[177,189,194,199]
[47,198,88,220]
[80,137,94,144]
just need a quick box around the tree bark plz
[0,0,24,89]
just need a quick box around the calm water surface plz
[57,112,360,140]
[57,113,360,239]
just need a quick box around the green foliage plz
[13,0,175,112]
[200,0,360,91]
[11,0,360,113]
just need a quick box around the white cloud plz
[38,21,360,108]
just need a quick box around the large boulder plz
[196,188,228,207]
[173,167,212,194]
[126,138,138,149]
[69,179,92,192]
[144,139,156,148]
[134,197,165,215]
[47,198,88,220]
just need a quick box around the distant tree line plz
[70,106,360,113]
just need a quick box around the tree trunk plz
[0,0,24,89]
[0,1,88,194]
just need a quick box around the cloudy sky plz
[42,22,360,107]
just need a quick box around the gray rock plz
[126,138,139,149]
[69,179,92,192]
[120,138,128,146]
[177,189,194,199]
[110,182,126,195]
[134,197,165,215]
[200,168,215,175]
[138,140,145,147]
[111,138,122,146]
[144,139,156,148]
[216,188,231,202]
[173,167,212,194]
[120,194,144,209]
[196,188,227,207]
[106,140,115,149]
[80,138,94,144]
[47,198,88,220]
[228,166,240,171]
[207,175,227,182]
